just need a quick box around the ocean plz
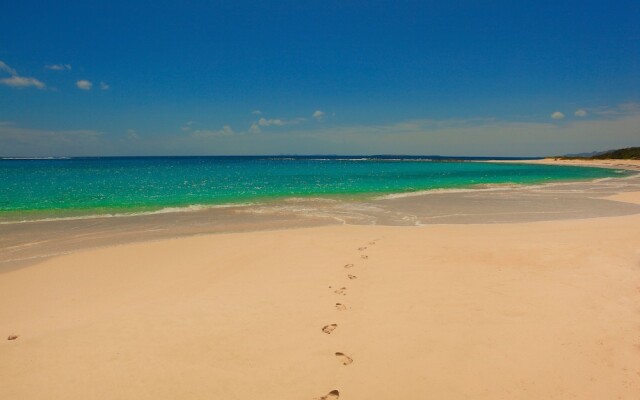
[0,156,627,222]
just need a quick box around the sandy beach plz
[4,0,638,397]
[486,158,640,171]
[1,160,640,399]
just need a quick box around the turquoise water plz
[0,156,626,220]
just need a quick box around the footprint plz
[344,263,354,269]
[358,247,367,251]
[335,303,347,311]
[317,390,340,400]
[322,324,338,334]
[347,274,357,280]
[368,241,376,245]
[7,335,18,341]
[334,287,347,295]
[335,352,353,365]
[361,255,368,260]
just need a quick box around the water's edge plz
[0,159,629,224]
[1,164,639,271]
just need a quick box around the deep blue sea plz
[0,156,626,220]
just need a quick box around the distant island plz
[559,147,640,160]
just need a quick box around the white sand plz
[1,191,640,399]
[491,158,640,171]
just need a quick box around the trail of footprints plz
[315,238,380,399]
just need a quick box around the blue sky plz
[1,1,638,156]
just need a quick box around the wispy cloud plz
[582,102,640,117]
[100,82,110,90]
[258,118,285,127]
[618,102,640,114]
[126,129,139,140]
[251,110,262,115]
[2,103,638,157]
[180,121,196,132]
[551,111,565,120]
[0,61,17,76]
[0,76,46,89]
[189,125,235,138]
[0,60,46,89]
[45,64,72,71]
[249,123,261,134]
[258,117,305,127]
[285,112,640,156]
[574,109,587,117]
[76,80,93,90]
[0,123,103,157]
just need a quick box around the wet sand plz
[1,160,640,399]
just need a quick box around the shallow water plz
[0,156,626,221]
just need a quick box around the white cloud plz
[3,110,640,157]
[190,125,235,138]
[312,110,325,120]
[0,61,17,76]
[551,111,565,120]
[258,117,284,127]
[100,82,110,90]
[181,121,196,132]
[45,64,72,71]
[258,117,305,127]
[249,123,261,134]
[0,76,46,89]
[252,110,262,115]
[0,60,46,89]
[574,109,588,117]
[76,80,93,90]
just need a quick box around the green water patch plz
[0,157,628,220]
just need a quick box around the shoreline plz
[2,198,639,398]
[2,159,640,269]
[1,159,639,398]
[1,159,633,225]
